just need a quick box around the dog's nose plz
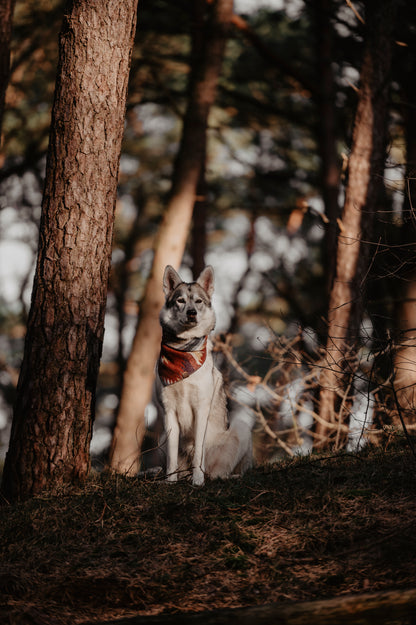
[187,308,197,320]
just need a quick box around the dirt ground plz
[1,442,416,624]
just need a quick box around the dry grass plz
[1,439,416,624]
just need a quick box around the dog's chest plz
[160,359,214,429]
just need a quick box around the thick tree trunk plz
[0,0,15,139]
[110,0,233,475]
[316,0,397,448]
[1,0,138,501]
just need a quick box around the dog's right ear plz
[163,265,182,297]
[196,265,215,298]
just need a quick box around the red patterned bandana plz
[158,338,208,386]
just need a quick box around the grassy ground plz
[1,440,416,625]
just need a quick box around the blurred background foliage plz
[0,0,414,463]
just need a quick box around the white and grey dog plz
[156,265,253,485]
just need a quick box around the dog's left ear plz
[196,265,215,298]
[163,265,182,296]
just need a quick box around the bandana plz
[158,338,208,386]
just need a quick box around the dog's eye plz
[176,297,185,304]
[195,298,202,304]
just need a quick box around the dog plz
[156,265,253,485]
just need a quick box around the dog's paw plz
[166,473,178,483]
[192,468,205,486]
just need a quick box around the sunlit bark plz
[393,71,416,423]
[110,0,233,475]
[1,0,138,501]
[316,0,397,448]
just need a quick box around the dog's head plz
[160,265,216,339]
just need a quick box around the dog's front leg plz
[165,410,180,482]
[192,409,208,486]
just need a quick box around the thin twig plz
[345,0,365,24]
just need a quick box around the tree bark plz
[393,55,416,424]
[0,0,16,140]
[110,0,233,475]
[1,0,138,501]
[316,0,397,448]
[191,164,208,280]
[313,0,341,293]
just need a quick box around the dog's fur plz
[156,265,253,485]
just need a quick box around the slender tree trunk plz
[1,0,138,501]
[112,205,144,391]
[316,0,397,448]
[313,0,341,293]
[191,164,208,280]
[0,0,16,140]
[393,67,416,423]
[110,0,233,475]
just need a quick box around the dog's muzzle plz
[186,308,197,322]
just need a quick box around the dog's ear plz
[196,265,215,298]
[163,265,182,296]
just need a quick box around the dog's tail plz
[205,411,255,479]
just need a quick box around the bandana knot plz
[158,338,208,386]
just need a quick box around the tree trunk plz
[313,0,341,293]
[1,0,138,501]
[316,0,397,449]
[191,164,208,280]
[110,0,233,475]
[393,59,416,424]
[0,0,16,140]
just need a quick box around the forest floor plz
[1,438,416,625]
